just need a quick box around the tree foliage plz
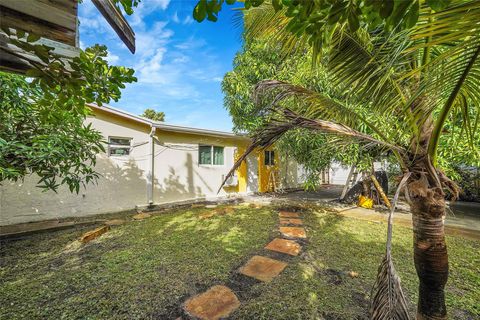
[141,109,165,122]
[0,42,137,192]
[207,2,480,317]
[223,38,400,187]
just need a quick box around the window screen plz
[199,145,224,165]
[213,146,224,165]
[199,145,212,165]
[109,137,131,156]
[264,150,275,166]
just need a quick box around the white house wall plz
[329,162,352,185]
[0,114,151,226]
[152,132,239,204]
[0,111,303,226]
[0,113,249,226]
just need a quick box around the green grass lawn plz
[1,204,478,319]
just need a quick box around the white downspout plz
[147,126,156,206]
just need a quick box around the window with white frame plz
[199,145,224,165]
[264,150,275,166]
[108,137,132,156]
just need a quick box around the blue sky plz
[79,0,243,131]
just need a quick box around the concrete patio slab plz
[265,238,301,256]
[279,211,300,218]
[279,226,307,239]
[279,218,303,225]
[239,255,288,282]
[183,285,240,320]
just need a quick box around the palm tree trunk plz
[407,163,449,320]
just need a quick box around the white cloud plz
[105,50,120,65]
[128,0,171,29]
[172,11,180,23]
[183,15,194,25]
[213,77,223,82]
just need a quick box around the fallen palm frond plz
[217,108,405,193]
[370,173,412,320]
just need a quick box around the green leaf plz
[348,10,360,32]
[25,68,43,78]
[379,0,394,18]
[193,0,207,22]
[272,0,283,12]
[16,29,25,38]
[426,0,451,11]
[27,33,41,43]
[405,0,419,28]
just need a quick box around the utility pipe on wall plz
[147,126,156,206]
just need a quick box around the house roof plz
[88,104,250,140]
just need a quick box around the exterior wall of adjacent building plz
[329,162,352,185]
[0,108,303,226]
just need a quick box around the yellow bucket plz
[358,195,373,209]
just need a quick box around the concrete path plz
[244,186,480,240]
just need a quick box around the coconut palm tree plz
[215,2,480,319]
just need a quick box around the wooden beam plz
[0,6,76,46]
[0,0,77,31]
[91,0,135,53]
[0,32,80,74]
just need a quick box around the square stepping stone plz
[265,238,301,256]
[239,255,288,282]
[132,212,151,220]
[104,219,125,226]
[80,226,109,243]
[280,226,307,239]
[280,218,303,225]
[279,211,300,218]
[183,285,240,320]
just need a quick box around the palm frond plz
[370,173,412,320]
[218,108,405,192]
[409,1,480,49]
[243,5,310,60]
[253,80,397,145]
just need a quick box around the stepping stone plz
[265,238,302,256]
[205,204,217,208]
[239,255,288,282]
[279,218,303,226]
[279,211,300,218]
[183,285,240,320]
[132,212,151,220]
[104,219,125,226]
[280,227,307,239]
[80,226,109,243]
[200,212,216,220]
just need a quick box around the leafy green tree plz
[199,1,480,319]
[223,38,394,188]
[141,109,165,122]
[0,44,137,193]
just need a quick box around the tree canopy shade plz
[198,1,480,319]
[141,109,165,122]
[0,45,137,193]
